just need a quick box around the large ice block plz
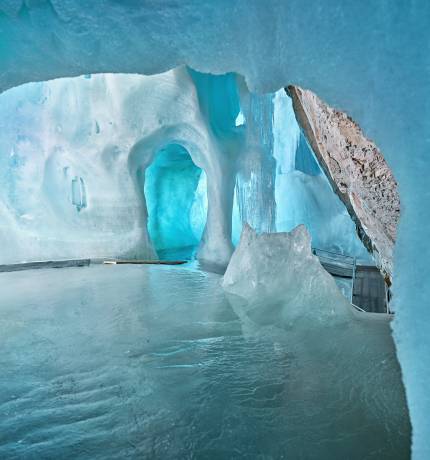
[222,224,351,326]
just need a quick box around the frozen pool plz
[0,265,410,459]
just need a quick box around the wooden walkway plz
[352,266,388,313]
[0,259,90,273]
[103,259,187,265]
[313,248,389,314]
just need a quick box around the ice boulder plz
[222,224,351,326]
[222,223,411,455]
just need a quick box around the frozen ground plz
[0,265,410,459]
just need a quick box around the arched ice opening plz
[142,143,207,260]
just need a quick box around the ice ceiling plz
[0,1,429,457]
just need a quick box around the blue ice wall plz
[144,144,207,253]
[188,69,241,138]
[187,68,244,265]
[233,88,371,260]
[272,90,371,260]
[0,71,219,263]
[294,132,321,177]
[235,92,277,237]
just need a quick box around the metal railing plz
[312,247,356,267]
[312,247,390,314]
[312,247,356,303]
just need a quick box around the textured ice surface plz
[233,89,370,260]
[0,70,229,264]
[223,224,350,326]
[0,71,365,267]
[144,144,206,253]
[0,71,205,262]
[0,265,410,459]
[0,2,429,453]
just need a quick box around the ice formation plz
[0,69,234,265]
[144,144,207,253]
[0,70,366,267]
[1,1,429,456]
[272,91,371,260]
[222,224,351,326]
[221,224,409,457]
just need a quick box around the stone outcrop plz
[287,86,400,284]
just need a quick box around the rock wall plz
[288,86,400,284]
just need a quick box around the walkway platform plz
[0,259,90,273]
[352,266,388,313]
[313,248,390,314]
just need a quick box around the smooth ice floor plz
[0,265,410,459]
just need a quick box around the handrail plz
[351,303,366,313]
[351,255,357,303]
[312,247,356,266]
[312,246,391,314]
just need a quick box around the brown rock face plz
[287,85,400,284]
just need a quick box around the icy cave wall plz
[0,69,237,264]
[0,68,367,266]
[288,86,400,283]
[1,2,430,455]
[144,144,207,253]
[272,91,371,260]
[234,88,371,259]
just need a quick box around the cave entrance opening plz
[143,143,207,261]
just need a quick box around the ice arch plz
[0,70,237,266]
[1,2,430,456]
[127,123,236,268]
[144,143,207,258]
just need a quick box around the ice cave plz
[0,2,429,459]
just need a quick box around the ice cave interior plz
[143,143,207,259]
[0,2,429,459]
